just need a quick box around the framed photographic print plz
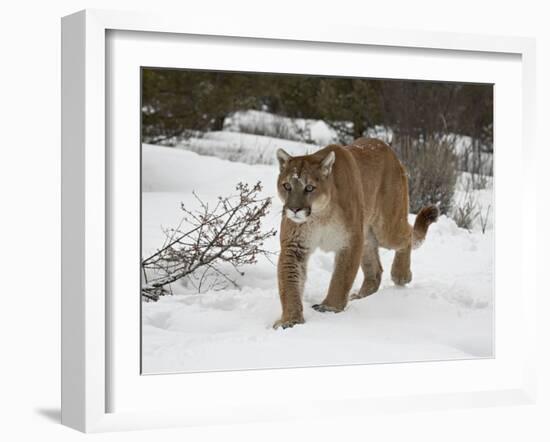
[61,9,538,432]
[139,67,494,374]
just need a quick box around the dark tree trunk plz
[353,120,366,139]
[212,115,226,131]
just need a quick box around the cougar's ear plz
[276,148,291,171]
[320,151,336,177]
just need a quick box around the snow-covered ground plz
[141,142,494,374]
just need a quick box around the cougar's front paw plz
[273,315,305,330]
[311,303,344,313]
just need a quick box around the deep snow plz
[141,143,494,374]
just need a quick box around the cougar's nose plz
[288,207,301,214]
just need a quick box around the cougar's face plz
[275,148,335,224]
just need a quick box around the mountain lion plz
[274,137,439,329]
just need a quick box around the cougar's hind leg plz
[351,228,383,300]
[386,218,413,286]
[391,244,412,286]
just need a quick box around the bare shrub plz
[236,115,309,143]
[141,182,276,301]
[270,118,298,141]
[393,134,459,215]
[458,138,493,177]
[451,176,480,230]
[478,204,491,234]
[469,173,490,190]
[458,172,490,193]
[453,193,478,230]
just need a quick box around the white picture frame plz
[61,9,538,433]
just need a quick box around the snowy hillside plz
[175,131,319,166]
[224,109,338,146]
[173,110,492,177]
[141,144,494,374]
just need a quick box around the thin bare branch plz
[141,181,276,300]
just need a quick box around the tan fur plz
[273,137,439,329]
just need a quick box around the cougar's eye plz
[305,184,315,193]
[283,182,292,191]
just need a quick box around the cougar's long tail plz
[411,205,440,249]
